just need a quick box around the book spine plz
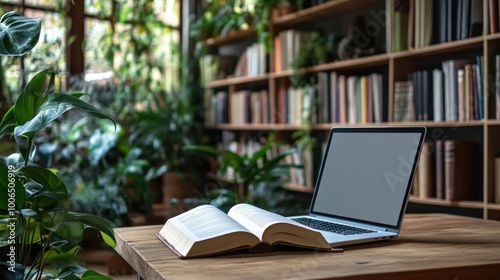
[435,140,445,199]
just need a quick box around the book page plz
[159,205,252,256]
[169,205,250,241]
[227,203,298,239]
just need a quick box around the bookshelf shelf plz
[409,196,484,209]
[198,0,500,221]
[272,0,381,30]
[392,36,484,59]
[205,28,256,47]
[205,73,270,88]
[205,124,307,131]
[270,54,390,79]
[486,204,500,210]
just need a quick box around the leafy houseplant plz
[186,134,304,215]
[128,87,210,217]
[0,11,116,279]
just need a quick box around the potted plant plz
[0,11,116,279]
[186,133,304,215]
[128,87,210,217]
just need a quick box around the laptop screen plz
[310,127,426,229]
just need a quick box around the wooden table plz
[114,214,500,279]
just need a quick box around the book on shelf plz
[276,29,310,71]
[495,157,500,204]
[432,68,444,121]
[489,0,498,34]
[393,80,414,122]
[469,0,483,37]
[393,1,409,52]
[417,141,436,198]
[496,54,500,119]
[444,140,479,201]
[232,42,267,77]
[204,90,228,125]
[407,0,415,49]
[228,90,270,125]
[435,140,445,199]
[157,203,332,258]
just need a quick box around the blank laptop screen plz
[311,129,424,228]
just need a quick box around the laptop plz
[288,126,427,247]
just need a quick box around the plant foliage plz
[0,11,116,280]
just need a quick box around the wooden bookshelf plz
[198,0,500,220]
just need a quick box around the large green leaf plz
[14,92,116,138]
[17,166,67,209]
[14,70,48,126]
[81,270,113,280]
[0,162,26,210]
[65,212,116,248]
[0,11,41,55]
[0,105,15,136]
[18,166,67,195]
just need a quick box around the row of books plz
[228,90,270,125]
[204,90,228,125]
[412,140,480,201]
[276,72,387,125]
[317,72,386,124]
[393,56,484,122]
[394,0,483,51]
[274,30,310,72]
[234,42,267,77]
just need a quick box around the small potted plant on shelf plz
[0,11,116,279]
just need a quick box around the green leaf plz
[81,270,113,280]
[0,11,41,55]
[65,212,116,248]
[15,70,48,125]
[0,105,15,136]
[14,92,116,138]
[17,166,67,195]
[0,162,25,210]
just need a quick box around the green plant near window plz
[0,12,116,280]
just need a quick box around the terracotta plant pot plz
[162,172,196,218]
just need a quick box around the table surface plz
[114,213,500,280]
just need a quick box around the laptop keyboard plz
[292,218,376,236]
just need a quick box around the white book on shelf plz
[347,76,357,124]
[457,68,465,121]
[442,60,451,121]
[433,68,444,122]
[371,73,383,123]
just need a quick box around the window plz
[0,0,181,110]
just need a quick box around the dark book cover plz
[444,140,479,201]
[436,0,448,43]
[469,0,483,37]
[447,0,457,41]
[461,0,471,39]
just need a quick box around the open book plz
[156,203,333,258]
